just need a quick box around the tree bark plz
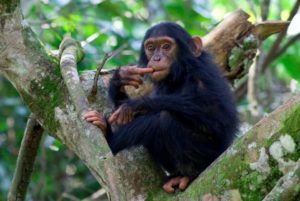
[1,1,298,201]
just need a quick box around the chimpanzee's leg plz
[109,111,219,174]
[109,110,221,192]
[108,111,181,173]
[108,112,161,154]
[149,111,221,193]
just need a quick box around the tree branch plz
[274,33,300,59]
[59,35,86,114]
[59,35,142,201]
[263,159,300,201]
[58,34,110,153]
[91,44,127,97]
[7,114,44,201]
[260,0,271,21]
[203,10,288,82]
[262,0,300,71]
[247,56,263,118]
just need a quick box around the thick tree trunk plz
[1,1,298,201]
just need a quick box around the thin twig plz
[260,0,271,21]
[248,0,270,117]
[91,44,128,96]
[82,188,107,201]
[274,33,300,59]
[59,193,81,201]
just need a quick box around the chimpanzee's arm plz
[127,95,212,124]
[108,69,129,107]
[126,94,237,141]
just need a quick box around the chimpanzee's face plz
[144,36,178,81]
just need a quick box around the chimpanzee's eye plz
[147,44,155,51]
[162,43,171,50]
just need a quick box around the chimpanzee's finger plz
[116,114,123,125]
[126,66,154,75]
[116,107,127,125]
[83,110,101,119]
[122,110,131,125]
[92,120,107,130]
[85,116,101,122]
[108,108,121,124]
[108,113,117,124]
[121,75,143,84]
[120,80,141,88]
[128,75,143,83]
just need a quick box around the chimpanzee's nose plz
[153,55,161,61]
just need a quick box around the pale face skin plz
[144,36,178,82]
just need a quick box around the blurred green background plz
[1,0,299,200]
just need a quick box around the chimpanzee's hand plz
[83,110,107,132]
[108,103,136,125]
[118,66,153,88]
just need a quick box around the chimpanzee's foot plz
[163,176,190,193]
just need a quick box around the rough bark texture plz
[1,1,298,201]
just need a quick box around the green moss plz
[232,159,282,201]
[266,159,283,187]
[229,47,244,69]
[243,35,258,49]
[22,27,49,57]
[236,104,300,200]
[237,170,263,200]
[2,0,18,13]
[17,23,67,134]
[228,34,258,71]
[251,104,300,163]
[279,106,300,160]
[243,59,252,71]
[21,71,65,134]
[146,188,166,201]
[280,106,300,136]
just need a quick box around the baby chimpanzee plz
[84,22,238,193]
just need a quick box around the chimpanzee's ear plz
[192,36,203,57]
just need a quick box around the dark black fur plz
[108,22,238,179]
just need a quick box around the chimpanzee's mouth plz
[152,67,165,72]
